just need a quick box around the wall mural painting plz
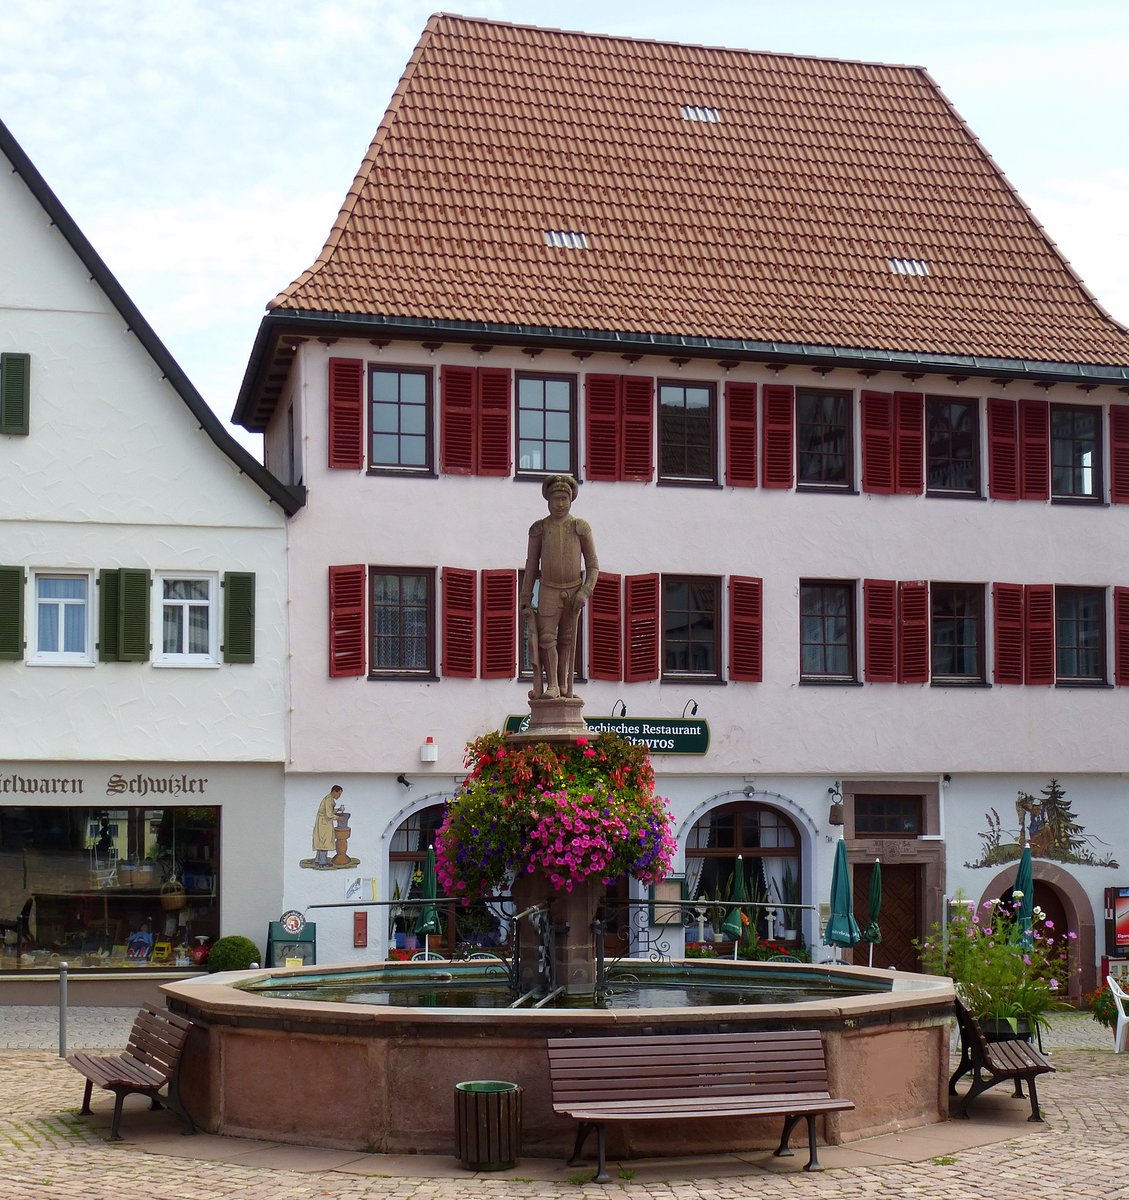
[965,778,1119,869]
[299,784,359,870]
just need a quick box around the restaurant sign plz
[502,715,709,755]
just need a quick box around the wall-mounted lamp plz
[682,699,699,718]
[420,736,438,763]
[743,785,756,798]
[396,774,413,791]
[611,699,628,718]
[828,780,844,826]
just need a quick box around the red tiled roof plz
[269,14,1129,367]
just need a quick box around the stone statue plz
[520,475,599,700]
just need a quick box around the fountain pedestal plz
[511,868,605,998]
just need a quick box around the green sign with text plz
[502,715,710,755]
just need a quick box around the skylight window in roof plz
[681,105,721,123]
[889,258,931,276]
[545,230,589,250]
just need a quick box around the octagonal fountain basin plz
[162,959,954,1158]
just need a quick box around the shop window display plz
[0,806,219,970]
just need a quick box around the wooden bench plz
[949,998,1054,1122]
[547,1030,854,1183]
[66,1004,196,1141]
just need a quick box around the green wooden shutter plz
[117,569,151,661]
[0,566,25,660]
[223,572,256,663]
[98,569,122,660]
[0,353,30,436]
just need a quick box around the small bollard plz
[58,961,68,1057]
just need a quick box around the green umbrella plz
[1012,846,1034,949]
[823,840,861,958]
[413,844,441,950]
[721,855,748,954]
[859,859,882,967]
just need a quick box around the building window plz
[796,389,852,488]
[662,576,720,678]
[926,397,979,495]
[516,374,575,476]
[658,381,716,484]
[854,794,923,836]
[800,581,855,681]
[32,572,93,664]
[370,569,434,675]
[931,584,984,682]
[155,574,217,665]
[370,367,431,471]
[1051,405,1100,500]
[1056,586,1105,683]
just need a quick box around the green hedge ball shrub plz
[206,935,262,973]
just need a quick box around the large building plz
[0,118,301,997]
[233,15,1129,991]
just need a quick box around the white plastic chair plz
[411,950,446,961]
[1108,974,1129,1053]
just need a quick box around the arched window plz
[685,802,802,940]
[388,804,454,948]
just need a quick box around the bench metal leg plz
[109,1092,127,1141]
[567,1121,592,1166]
[568,1121,611,1183]
[775,1114,822,1171]
[802,1114,822,1171]
[774,1114,799,1157]
[1026,1076,1044,1122]
[80,1079,94,1116]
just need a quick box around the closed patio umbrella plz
[721,855,748,958]
[823,840,861,960]
[859,859,882,967]
[1013,846,1034,949]
[414,844,441,954]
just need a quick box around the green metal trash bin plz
[454,1080,522,1170]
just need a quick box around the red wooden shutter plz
[725,381,758,487]
[729,575,763,682]
[328,358,364,470]
[898,580,930,683]
[588,572,622,680]
[992,582,1024,684]
[441,567,477,677]
[863,579,897,682]
[621,376,654,481]
[987,397,1018,500]
[479,568,516,678]
[1110,406,1129,504]
[328,564,366,677]
[1019,398,1049,501]
[1114,587,1129,684]
[861,390,894,494]
[1024,584,1055,685]
[585,375,621,482]
[894,391,924,493]
[477,368,512,476]
[440,366,476,475]
[762,384,794,488]
[624,573,660,682]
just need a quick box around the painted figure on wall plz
[301,785,360,871]
[520,474,599,700]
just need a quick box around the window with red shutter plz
[328,359,364,470]
[1019,398,1049,500]
[1023,585,1055,684]
[621,377,655,482]
[584,374,653,482]
[762,384,795,488]
[441,567,477,677]
[440,365,476,475]
[799,580,855,681]
[1115,587,1129,685]
[588,572,622,680]
[624,573,660,682]
[328,564,366,677]
[897,580,929,683]
[992,582,1024,684]
[724,381,758,487]
[477,369,512,476]
[1111,406,1129,505]
[987,398,1019,500]
[440,366,511,476]
[894,391,924,493]
[584,375,620,481]
[480,569,516,678]
[729,575,763,681]
[863,579,897,682]
[861,390,894,494]
[370,569,434,675]
[662,576,721,678]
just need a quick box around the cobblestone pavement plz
[0,1009,1126,1200]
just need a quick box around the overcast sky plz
[2,1,1126,454]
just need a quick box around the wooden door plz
[852,862,921,972]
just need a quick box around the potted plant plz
[771,866,800,940]
[917,892,1075,1038]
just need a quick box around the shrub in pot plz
[206,935,262,973]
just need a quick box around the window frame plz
[796,388,853,491]
[153,572,219,667]
[367,364,434,475]
[930,582,985,684]
[29,570,95,665]
[657,378,718,486]
[661,575,722,681]
[1055,585,1106,685]
[368,567,436,678]
[799,579,856,682]
[925,395,981,497]
[515,372,577,479]
[1050,403,1102,503]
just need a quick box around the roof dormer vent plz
[681,105,721,123]
[545,230,590,250]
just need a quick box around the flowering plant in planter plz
[436,732,676,900]
[916,892,1075,1034]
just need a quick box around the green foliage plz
[205,935,262,973]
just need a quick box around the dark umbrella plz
[859,859,882,967]
[721,855,748,957]
[413,844,441,953]
[1013,846,1034,949]
[823,840,861,959]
